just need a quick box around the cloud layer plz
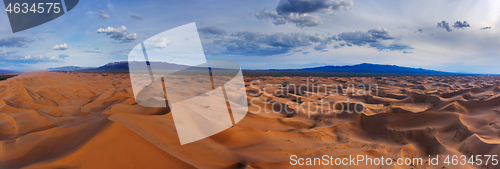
[437,20,470,32]
[0,37,35,48]
[198,27,227,37]
[202,27,411,56]
[332,28,412,51]
[437,21,452,32]
[213,32,323,56]
[0,50,65,64]
[256,0,355,27]
[83,48,103,53]
[453,21,470,29]
[276,0,355,14]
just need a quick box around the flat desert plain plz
[1,72,500,169]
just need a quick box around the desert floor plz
[1,72,500,169]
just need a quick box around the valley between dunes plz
[1,72,500,169]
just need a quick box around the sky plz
[0,0,499,74]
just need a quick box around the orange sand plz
[0,72,499,168]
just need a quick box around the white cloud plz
[83,48,103,53]
[0,54,62,64]
[147,38,172,48]
[53,43,69,50]
[96,26,138,43]
[22,55,58,61]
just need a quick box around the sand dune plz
[0,72,499,168]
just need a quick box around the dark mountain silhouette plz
[95,61,190,71]
[245,63,465,76]
[298,63,449,74]
[0,69,17,74]
[48,61,466,76]
[48,66,91,71]
[49,61,190,72]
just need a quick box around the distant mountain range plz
[0,69,18,74]
[248,63,465,76]
[48,66,92,71]
[48,61,466,76]
[49,61,190,72]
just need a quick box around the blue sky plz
[0,0,499,74]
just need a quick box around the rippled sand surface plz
[1,72,499,168]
